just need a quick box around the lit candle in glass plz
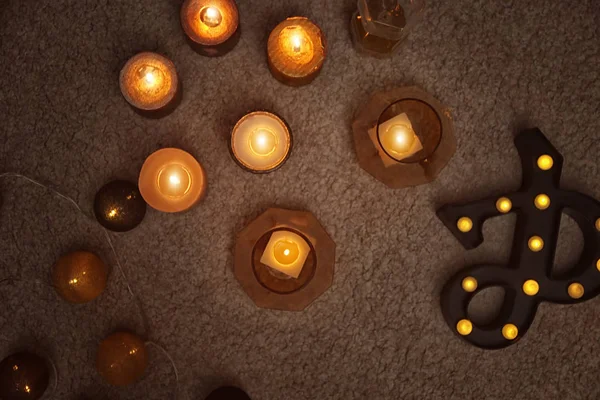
[260,230,311,279]
[138,148,207,213]
[181,0,240,57]
[230,111,292,173]
[267,17,327,86]
[119,52,180,118]
[377,112,423,161]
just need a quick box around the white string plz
[0,172,134,297]
[145,341,181,400]
[46,354,59,398]
[0,172,183,398]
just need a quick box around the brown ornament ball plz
[0,352,50,400]
[96,332,148,386]
[206,387,251,400]
[94,180,146,232]
[52,251,108,304]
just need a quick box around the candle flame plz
[169,174,181,186]
[291,35,302,52]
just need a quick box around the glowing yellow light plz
[534,194,551,210]
[522,279,539,296]
[568,282,584,299]
[144,71,156,85]
[129,348,138,355]
[169,174,181,186]
[461,277,478,293]
[597,259,600,272]
[25,385,31,393]
[200,6,223,28]
[456,319,473,336]
[596,218,600,231]
[69,278,78,285]
[496,197,512,213]
[457,217,473,233]
[273,240,300,265]
[528,236,544,252]
[537,155,554,170]
[157,164,192,198]
[248,129,278,157]
[12,365,18,371]
[502,324,518,340]
[108,208,118,218]
[291,34,303,52]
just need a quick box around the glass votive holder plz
[350,0,426,58]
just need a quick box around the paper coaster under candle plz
[267,17,327,86]
[181,0,240,57]
[139,148,207,213]
[119,52,181,118]
[230,111,292,173]
[234,208,335,311]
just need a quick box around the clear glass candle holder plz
[351,0,425,58]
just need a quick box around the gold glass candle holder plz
[181,0,240,57]
[267,17,327,86]
[353,86,455,189]
[138,148,207,213]
[351,0,425,58]
[230,111,293,173]
[119,52,181,118]
[234,208,336,311]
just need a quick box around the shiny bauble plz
[94,180,146,232]
[52,251,108,304]
[0,352,50,400]
[96,332,147,386]
[206,386,252,400]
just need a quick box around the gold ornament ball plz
[0,352,50,400]
[97,332,148,386]
[528,236,544,252]
[52,251,108,304]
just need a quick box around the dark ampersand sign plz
[437,128,600,349]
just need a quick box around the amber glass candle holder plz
[234,208,336,311]
[139,148,207,213]
[352,86,455,189]
[267,17,327,87]
[119,52,181,118]
[351,0,425,58]
[230,111,293,174]
[181,0,240,57]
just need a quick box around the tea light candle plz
[230,111,292,173]
[119,52,180,117]
[181,0,240,56]
[267,17,327,86]
[138,148,207,213]
[260,230,311,279]
[377,112,423,162]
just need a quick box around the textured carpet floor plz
[1,0,599,399]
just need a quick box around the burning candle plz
[267,17,327,86]
[260,230,311,279]
[119,52,180,117]
[377,112,423,161]
[230,111,292,173]
[138,148,207,213]
[181,0,240,56]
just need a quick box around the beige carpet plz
[1,0,599,399]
